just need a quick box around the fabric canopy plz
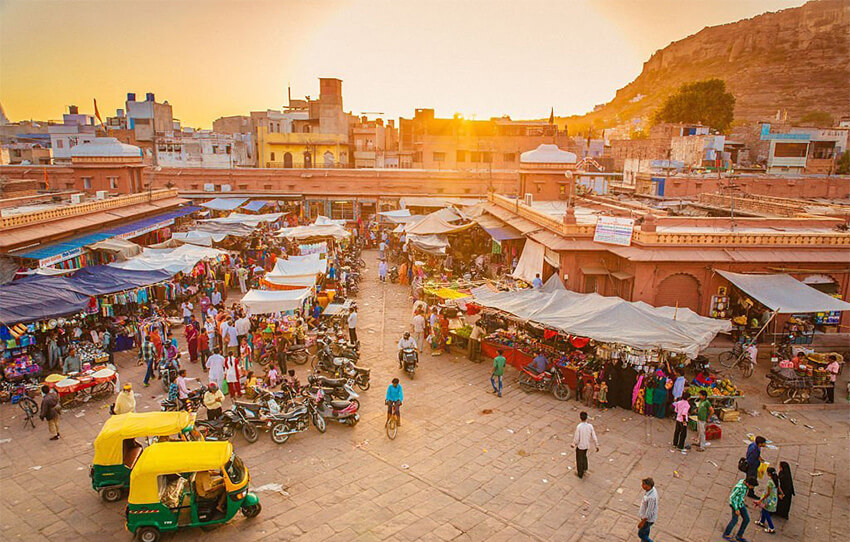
[200,198,249,211]
[378,209,411,218]
[408,234,449,255]
[242,200,270,212]
[172,231,222,247]
[404,211,475,236]
[271,253,326,276]
[314,215,346,226]
[87,238,143,260]
[198,212,283,227]
[277,224,350,240]
[109,244,225,274]
[240,288,312,315]
[512,239,545,283]
[472,288,731,357]
[540,274,566,293]
[0,266,173,323]
[716,270,850,313]
[474,214,524,242]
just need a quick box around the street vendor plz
[63,346,81,374]
[528,351,548,375]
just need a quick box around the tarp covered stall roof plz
[109,245,226,274]
[200,198,249,211]
[473,214,524,242]
[87,238,143,260]
[540,274,566,293]
[262,274,318,288]
[716,270,850,314]
[407,234,449,255]
[314,216,346,226]
[481,203,540,234]
[403,212,476,236]
[432,207,462,222]
[198,212,283,227]
[241,200,270,212]
[271,253,326,276]
[240,288,312,315]
[400,196,481,208]
[472,288,731,357]
[377,209,412,218]
[277,224,351,240]
[0,266,173,323]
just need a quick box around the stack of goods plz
[687,377,741,398]
[76,342,109,366]
[1,325,41,380]
[3,352,40,380]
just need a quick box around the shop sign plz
[593,216,634,246]
[39,247,84,268]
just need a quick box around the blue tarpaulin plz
[242,200,270,212]
[13,206,200,262]
[200,198,248,211]
[0,266,173,323]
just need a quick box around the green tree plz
[654,79,736,132]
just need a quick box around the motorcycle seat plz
[352,365,370,374]
[288,345,307,352]
[234,401,260,409]
[330,400,352,409]
[319,377,347,387]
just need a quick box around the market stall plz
[239,288,312,316]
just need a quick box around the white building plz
[156,131,253,168]
[48,106,96,163]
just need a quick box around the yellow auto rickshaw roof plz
[93,412,195,465]
[128,441,234,504]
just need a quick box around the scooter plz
[310,388,359,427]
[400,348,418,379]
[307,373,361,408]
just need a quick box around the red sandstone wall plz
[661,175,850,199]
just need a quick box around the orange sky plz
[1,0,807,128]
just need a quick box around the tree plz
[654,79,736,132]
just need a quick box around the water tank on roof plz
[127,93,136,102]
[146,93,155,102]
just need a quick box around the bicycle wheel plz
[740,361,754,379]
[18,397,38,417]
[718,351,736,368]
[386,417,398,440]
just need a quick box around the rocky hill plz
[562,0,849,132]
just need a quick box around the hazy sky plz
[1,0,807,128]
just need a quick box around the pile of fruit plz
[688,378,741,398]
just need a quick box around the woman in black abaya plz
[774,461,795,519]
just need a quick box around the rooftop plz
[70,137,142,159]
[520,144,577,165]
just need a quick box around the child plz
[755,466,782,534]
[266,365,281,388]
[592,382,600,406]
[598,382,608,409]
[224,354,241,398]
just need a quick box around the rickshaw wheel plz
[100,487,123,502]
[242,503,262,518]
[135,526,160,542]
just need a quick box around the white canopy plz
[109,244,225,275]
[407,234,449,255]
[200,198,248,211]
[378,209,411,218]
[262,274,318,288]
[87,238,142,260]
[512,239,545,283]
[277,224,351,240]
[716,270,850,314]
[172,231,226,246]
[240,288,312,315]
[314,215,346,226]
[198,212,283,227]
[404,211,474,236]
[271,253,326,276]
[472,288,731,357]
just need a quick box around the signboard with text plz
[593,216,635,247]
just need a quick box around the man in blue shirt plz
[386,378,404,426]
[527,351,548,374]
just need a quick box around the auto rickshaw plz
[92,411,201,502]
[126,441,260,541]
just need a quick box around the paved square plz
[1,251,847,541]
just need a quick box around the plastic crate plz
[706,423,722,440]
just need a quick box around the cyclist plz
[385,378,404,427]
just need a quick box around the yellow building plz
[258,129,349,168]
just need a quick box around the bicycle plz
[386,401,401,440]
[10,384,39,429]
[718,343,754,378]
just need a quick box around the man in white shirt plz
[235,314,251,343]
[225,319,239,356]
[347,307,358,344]
[237,267,248,294]
[532,273,543,289]
[181,301,194,325]
[638,477,658,542]
[411,311,426,354]
[571,411,599,479]
[211,289,222,307]
[397,332,418,368]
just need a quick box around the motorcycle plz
[310,388,359,427]
[400,348,417,379]
[194,409,239,441]
[307,373,361,408]
[518,366,571,401]
[270,396,326,444]
[160,385,206,413]
[338,361,371,391]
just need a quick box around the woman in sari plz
[185,324,199,363]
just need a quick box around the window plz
[211,145,218,154]
[456,150,466,162]
[303,125,311,133]
[108,177,118,189]
[331,201,354,220]
[433,152,445,162]
[283,152,293,168]
[270,152,276,162]
[503,153,516,162]
[470,152,481,163]
[82,177,92,189]
[56,140,64,149]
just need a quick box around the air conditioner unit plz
[221,184,232,192]
[70,193,84,205]
[95,190,108,200]
[203,183,215,192]
[524,193,533,206]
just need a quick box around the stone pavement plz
[1,250,847,541]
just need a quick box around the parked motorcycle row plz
[338,242,365,298]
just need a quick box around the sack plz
[221,379,229,396]
[737,457,748,473]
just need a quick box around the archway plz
[655,273,701,313]
[283,152,293,168]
